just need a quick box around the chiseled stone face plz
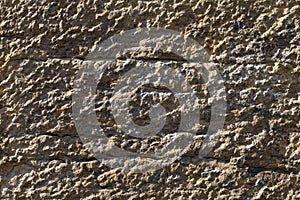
[0,0,299,199]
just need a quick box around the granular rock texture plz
[0,0,299,199]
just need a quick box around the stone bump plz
[0,0,299,199]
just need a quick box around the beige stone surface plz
[0,0,299,199]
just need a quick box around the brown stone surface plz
[0,0,299,199]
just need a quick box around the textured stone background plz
[1,0,299,199]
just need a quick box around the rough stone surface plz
[1,0,299,199]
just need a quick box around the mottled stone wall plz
[0,0,299,199]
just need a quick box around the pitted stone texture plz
[0,0,299,199]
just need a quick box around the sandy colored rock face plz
[0,0,299,199]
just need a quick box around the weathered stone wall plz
[0,0,299,199]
